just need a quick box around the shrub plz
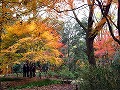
[58,66,75,80]
[78,65,120,90]
[47,70,57,78]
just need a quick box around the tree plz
[0,0,59,44]
[0,0,65,74]
[52,0,100,65]
[50,0,120,66]
[61,20,87,70]
[94,30,119,66]
[0,0,61,88]
[0,21,64,74]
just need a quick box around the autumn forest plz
[0,0,120,90]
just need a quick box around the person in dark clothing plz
[32,63,36,77]
[26,60,29,77]
[42,63,46,72]
[29,62,33,78]
[23,63,27,77]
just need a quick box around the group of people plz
[23,60,36,78]
[23,60,49,78]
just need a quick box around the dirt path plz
[1,77,77,90]
[21,84,76,90]
[1,77,39,89]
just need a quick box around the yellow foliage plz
[18,37,32,43]
[5,21,31,36]
[27,21,36,32]
[1,20,63,72]
[41,31,53,41]
[51,49,61,56]
[55,58,63,66]
[46,41,58,48]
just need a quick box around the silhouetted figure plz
[26,60,29,77]
[32,63,36,77]
[29,62,33,78]
[23,63,27,77]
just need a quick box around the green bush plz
[78,65,120,90]
[58,66,75,79]
[111,49,120,74]
[47,70,57,78]
[73,71,79,79]
[13,64,22,73]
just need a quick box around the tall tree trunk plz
[86,2,96,87]
[72,0,96,65]
[87,0,96,66]
[86,37,96,65]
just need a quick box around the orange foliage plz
[1,21,64,72]
[94,30,119,58]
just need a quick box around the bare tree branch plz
[72,10,87,32]
[96,0,120,45]
[54,4,88,13]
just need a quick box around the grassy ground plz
[0,77,23,82]
[8,78,62,90]
[0,73,74,90]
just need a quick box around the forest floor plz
[1,77,77,90]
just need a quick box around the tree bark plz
[86,37,96,65]
[72,1,96,65]
[87,0,96,66]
